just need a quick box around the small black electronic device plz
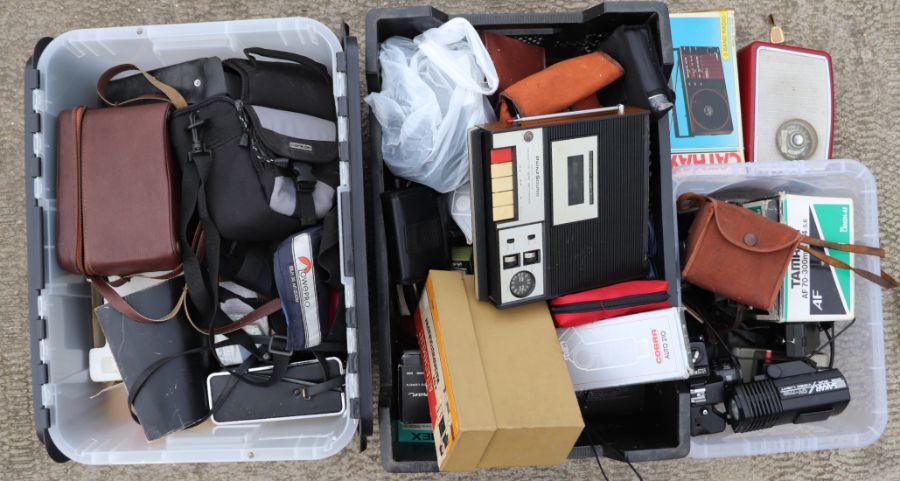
[597,25,675,117]
[469,108,650,308]
[382,186,451,285]
[688,340,739,436]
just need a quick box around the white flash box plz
[557,307,692,391]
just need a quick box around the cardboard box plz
[416,270,584,471]
[415,271,495,471]
[669,10,745,167]
[744,194,855,322]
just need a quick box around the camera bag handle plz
[243,47,331,83]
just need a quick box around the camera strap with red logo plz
[549,280,671,328]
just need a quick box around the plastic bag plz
[365,18,499,193]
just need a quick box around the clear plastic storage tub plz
[24,18,372,464]
[672,159,888,458]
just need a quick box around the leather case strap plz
[185,297,284,336]
[96,64,188,109]
[90,276,186,323]
[799,245,898,289]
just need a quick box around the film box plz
[399,350,431,427]
[397,350,433,444]
[668,10,745,167]
[744,194,854,322]
[415,270,583,471]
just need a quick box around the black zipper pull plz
[239,132,249,147]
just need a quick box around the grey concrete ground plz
[2,0,899,479]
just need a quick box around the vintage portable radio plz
[469,107,650,308]
[738,41,833,162]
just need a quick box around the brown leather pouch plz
[679,193,897,310]
[498,51,624,122]
[57,65,189,321]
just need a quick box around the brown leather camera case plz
[680,193,801,310]
[57,101,180,277]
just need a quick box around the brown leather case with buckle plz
[57,64,185,279]
[679,193,898,311]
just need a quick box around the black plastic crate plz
[365,2,687,473]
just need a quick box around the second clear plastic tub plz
[672,159,887,458]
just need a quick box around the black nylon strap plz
[180,113,219,319]
[210,357,254,415]
[192,150,222,319]
[297,192,318,227]
[292,162,319,227]
[126,339,233,415]
[218,285,264,309]
[176,108,344,394]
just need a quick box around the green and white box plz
[745,194,854,322]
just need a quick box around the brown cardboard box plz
[416,270,584,471]
[415,270,496,472]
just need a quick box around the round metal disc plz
[776,119,818,160]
